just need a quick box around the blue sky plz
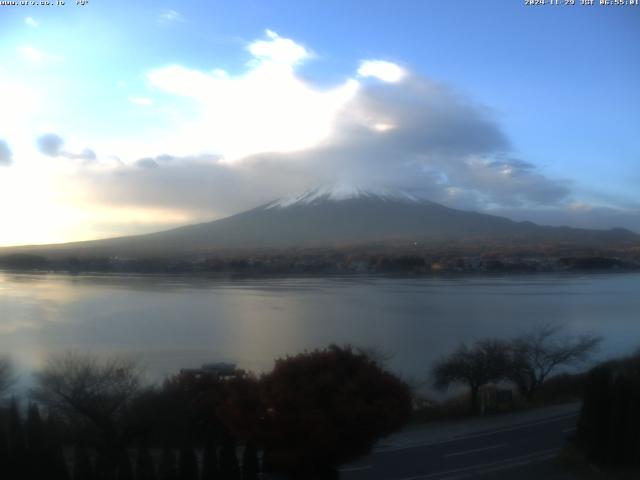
[0,0,638,245]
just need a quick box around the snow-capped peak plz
[266,181,423,209]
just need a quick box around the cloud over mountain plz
[32,30,633,237]
[78,31,569,221]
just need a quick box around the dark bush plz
[259,345,412,478]
[577,353,640,466]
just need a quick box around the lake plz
[1,271,639,389]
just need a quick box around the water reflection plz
[1,271,639,386]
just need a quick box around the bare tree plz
[432,339,511,413]
[507,324,601,401]
[355,345,394,366]
[32,351,143,468]
[0,356,15,399]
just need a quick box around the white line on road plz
[443,443,505,458]
[379,413,578,453]
[340,465,372,472]
[391,448,558,480]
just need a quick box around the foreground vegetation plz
[429,324,601,414]
[0,346,411,480]
[576,351,640,467]
[1,323,632,479]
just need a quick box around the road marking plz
[562,427,576,433]
[444,443,505,458]
[391,448,558,480]
[340,465,372,472]
[378,412,578,453]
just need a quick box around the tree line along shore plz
[1,248,639,275]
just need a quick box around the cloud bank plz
[76,30,571,222]
[57,30,635,235]
[36,133,96,162]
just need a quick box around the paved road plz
[340,410,579,480]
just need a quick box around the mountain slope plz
[2,184,639,258]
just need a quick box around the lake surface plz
[1,271,639,389]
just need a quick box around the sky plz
[0,0,639,246]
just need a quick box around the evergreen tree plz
[135,446,156,480]
[26,403,48,479]
[0,422,11,479]
[241,442,259,480]
[116,452,134,480]
[201,442,218,480]
[201,438,219,480]
[8,399,26,452]
[44,412,71,480]
[50,447,71,480]
[8,399,27,479]
[577,354,640,467]
[73,445,94,480]
[608,373,629,464]
[26,403,46,450]
[94,450,113,480]
[178,445,198,480]
[219,429,240,480]
[158,447,178,480]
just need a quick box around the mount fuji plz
[2,183,638,258]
